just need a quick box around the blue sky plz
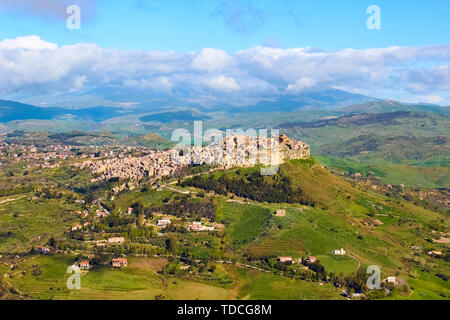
[0,0,449,106]
[0,0,449,52]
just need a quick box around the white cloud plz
[203,75,240,92]
[1,36,450,105]
[0,35,57,50]
[191,48,235,72]
[286,77,316,93]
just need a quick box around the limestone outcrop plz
[278,134,310,161]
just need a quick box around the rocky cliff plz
[278,134,311,162]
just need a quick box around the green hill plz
[182,159,449,294]
[278,111,449,188]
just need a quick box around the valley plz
[0,131,448,300]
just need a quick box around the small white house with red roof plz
[112,258,128,268]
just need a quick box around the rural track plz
[347,252,361,274]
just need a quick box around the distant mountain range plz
[0,89,448,126]
[0,100,128,123]
[5,87,376,110]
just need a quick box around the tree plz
[137,214,145,227]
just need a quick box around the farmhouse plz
[332,248,346,255]
[79,261,91,270]
[384,276,398,285]
[275,209,286,217]
[187,222,215,232]
[188,223,201,231]
[107,237,125,244]
[278,256,293,264]
[157,219,171,227]
[112,258,128,268]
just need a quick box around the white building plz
[386,276,398,285]
[332,248,346,255]
[157,219,171,227]
[107,237,125,244]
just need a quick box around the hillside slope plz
[181,159,449,297]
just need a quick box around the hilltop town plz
[80,134,311,182]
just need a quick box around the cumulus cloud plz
[1,36,450,104]
[191,48,235,72]
[203,75,240,92]
[0,35,57,50]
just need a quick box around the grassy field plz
[226,266,343,300]
[216,199,272,248]
[316,156,450,188]
[113,188,174,213]
[0,196,79,253]
[7,256,232,300]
